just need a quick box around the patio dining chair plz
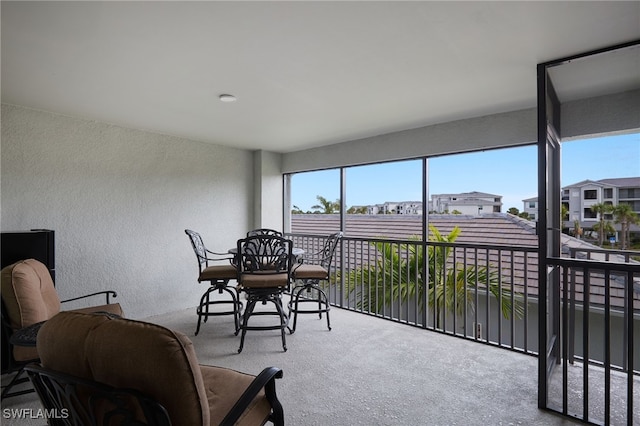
[246,228,283,237]
[236,235,293,353]
[288,232,342,333]
[185,229,242,335]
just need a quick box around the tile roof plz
[291,213,639,309]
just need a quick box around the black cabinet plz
[1,229,55,282]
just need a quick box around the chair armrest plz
[298,252,331,266]
[205,248,235,258]
[61,290,118,305]
[220,366,284,426]
[202,249,235,265]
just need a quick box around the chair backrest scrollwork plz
[246,228,283,238]
[319,232,343,270]
[185,229,208,269]
[237,235,293,275]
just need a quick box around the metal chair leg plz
[1,367,34,399]
[195,282,243,336]
[237,290,288,353]
[288,280,331,332]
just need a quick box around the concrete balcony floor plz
[2,296,590,426]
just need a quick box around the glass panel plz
[344,160,422,239]
[289,169,341,234]
[428,145,537,219]
[561,133,640,247]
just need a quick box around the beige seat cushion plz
[38,311,210,425]
[239,272,289,288]
[201,365,271,426]
[1,259,61,331]
[200,264,237,281]
[37,311,275,426]
[1,259,124,362]
[293,264,328,280]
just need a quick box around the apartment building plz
[563,176,640,225]
[366,201,423,215]
[430,191,502,215]
[525,176,640,232]
[363,192,504,216]
[522,197,539,220]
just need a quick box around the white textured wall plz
[282,108,537,173]
[282,90,640,174]
[252,150,283,231]
[1,104,253,318]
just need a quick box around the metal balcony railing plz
[288,233,539,354]
[547,256,639,425]
[287,232,640,425]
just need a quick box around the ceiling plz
[2,1,639,153]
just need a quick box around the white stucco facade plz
[1,104,254,318]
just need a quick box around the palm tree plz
[561,204,569,230]
[344,225,523,328]
[592,220,615,246]
[613,203,639,249]
[590,203,614,246]
[572,220,583,239]
[311,195,340,214]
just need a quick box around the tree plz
[291,205,304,214]
[561,204,569,228]
[311,195,340,214]
[592,220,615,246]
[347,206,368,214]
[613,203,639,249]
[344,225,523,328]
[590,203,614,246]
[572,220,583,239]
[518,212,530,220]
[507,207,520,216]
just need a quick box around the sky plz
[290,132,640,213]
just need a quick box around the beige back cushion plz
[37,311,209,426]
[1,259,61,330]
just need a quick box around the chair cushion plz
[71,303,124,317]
[1,259,61,331]
[37,311,210,426]
[200,365,271,426]
[293,264,328,280]
[200,264,237,281]
[239,273,289,288]
[1,259,124,362]
[11,303,124,363]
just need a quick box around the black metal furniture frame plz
[236,235,293,353]
[185,229,242,335]
[288,232,342,333]
[246,228,283,237]
[25,363,171,426]
[239,287,290,353]
[196,282,241,335]
[0,298,38,399]
[26,362,285,426]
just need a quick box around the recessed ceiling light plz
[219,94,237,102]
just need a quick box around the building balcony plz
[2,228,638,425]
[3,299,636,425]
